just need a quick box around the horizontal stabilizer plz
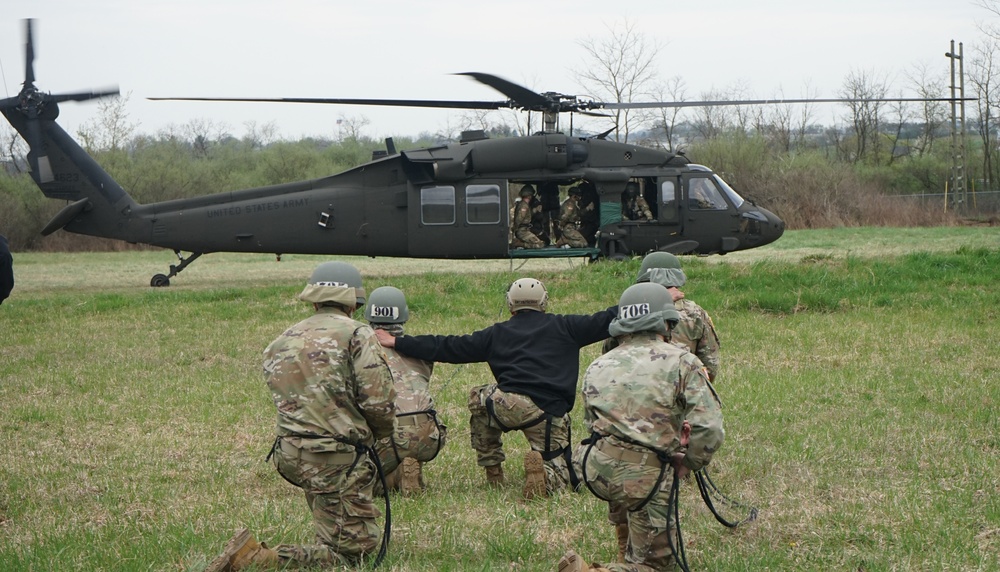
[40,198,90,235]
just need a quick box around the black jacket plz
[0,235,12,305]
[395,307,616,417]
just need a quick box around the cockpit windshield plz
[713,175,745,209]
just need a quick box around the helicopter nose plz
[759,207,784,245]
[739,207,784,248]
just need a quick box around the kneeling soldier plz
[562,282,724,572]
[367,286,448,495]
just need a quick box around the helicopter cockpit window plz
[688,178,728,211]
[713,175,745,209]
[466,184,502,224]
[420,185,456,225]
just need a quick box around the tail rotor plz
[0,19,118,181]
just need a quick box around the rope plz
[695,467,759,528]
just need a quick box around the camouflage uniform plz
[555,196,589,248]
[264,305,397,566]
[512,197,546,248]
[671,298,721,382]
[576,332,724,572]
[603,298,720,382]
[468,384,575,493]
[373,324,447,480]
[623,194,654,221]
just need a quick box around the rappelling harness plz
[578,432,757,572]
[385,408,446,465]
[266,434,392,569]
[484,387,581,490]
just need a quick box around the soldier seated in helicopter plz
[510,185,546,249]
[622,182,654,222]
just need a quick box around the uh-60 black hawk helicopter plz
[3,20,962,287]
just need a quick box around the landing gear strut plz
[599,236,630,262]
[150,251,203,287]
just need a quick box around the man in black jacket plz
[0,234,13,305]
[375,278,615,499]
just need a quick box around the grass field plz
[1,226,999,571]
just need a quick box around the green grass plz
[1,226,999,570]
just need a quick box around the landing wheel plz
[150,251,203,288]
[600,236,630,262]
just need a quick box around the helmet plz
[614,282,680,333]
[568,186,582,197]
[298,261,366,307]
[506,277,548,313]
[519,185,536,198]
[365,286,409,324]
[625,182,640,197]
[636,251,686,288]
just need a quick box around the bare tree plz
[650,76,687,150]
[906,62,948,156]
[76,91,138,152]
[691,88,735,141]
[575,18,662,143]
[243,120,279,149]
[182,118,231,157]
[977,0,1000,39]
[0,124,28,173]
[336,114,370,142]
[968,40,1000,190]
[839,69,891,164]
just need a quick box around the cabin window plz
[660,180,677,219]
[688,178,728,210]
[466,184,501,224]
[420,185,456,225]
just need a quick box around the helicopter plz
[1,20,964,287]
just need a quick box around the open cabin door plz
[407,180,510,258]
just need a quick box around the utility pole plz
[946,41,967,209]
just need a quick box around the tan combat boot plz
[615,522,630,562]
[557,549,612,572]
[485,464,505,487]
[205,528,280,572]
[522,450,546,500]
[400,457,423,495]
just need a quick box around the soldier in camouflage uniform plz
[562,283,724,572]
[366,286,447,495]
[635,251,721,382]
[207,261,396,572]
[599,251,722,560]
[603,252,720,383]
[555,187,589,249]
[375,278,616,499]
[622,182,654,222]
[511,185,546,249]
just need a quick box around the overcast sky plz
[0,0,987,142]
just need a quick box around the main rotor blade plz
[595,97,978,110]
[47,86,120,103]
[455,72,552,110]
[24,19,36,86]
[147,95,512,111]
